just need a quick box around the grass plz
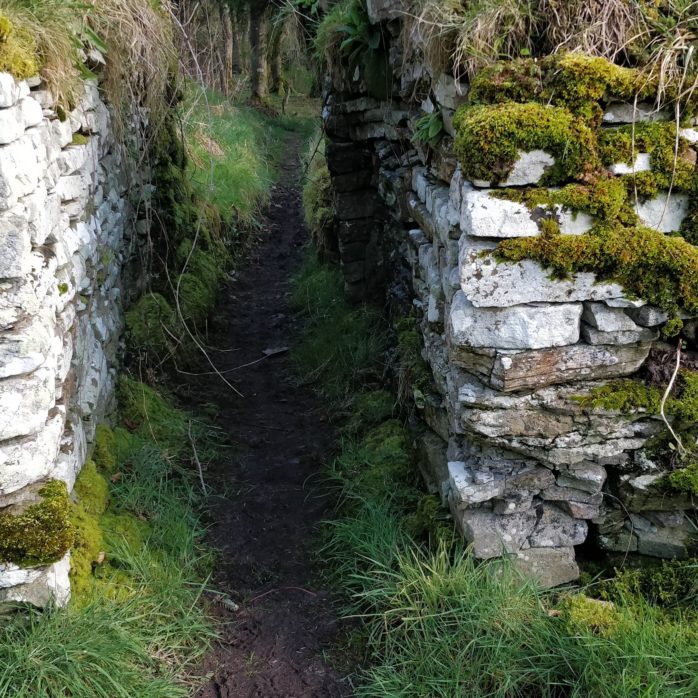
[292,238,698,697]
[290,253,386,402]
[0,381,220,697]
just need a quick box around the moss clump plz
[0,481,74,567]
[665,456,698,496]
[452,102,598,185]
[404,494,454,546]
[469,58,545,106]
[494,175,636,225]
[101,511,149,556]
[125,292,176,359]
[0,13,38,79]
[74,461,109,516]
[575,379,662,413]
[496,222,698,333]
[176,272,216,325]
[93,424,117,474]
[70,133,89,146]
[562,594,621,636]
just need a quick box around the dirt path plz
[190,134,350,698]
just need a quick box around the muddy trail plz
[189,134,351,698]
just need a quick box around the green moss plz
[562,594,621,636]
[125,292,176,359]
[0,14,39,79]
[0,481,74,567]
[665,456,698,496]
[496,222,698,333]
[404,494,454,546]
[101,511,150,558]
[93,424,117,474]
[74,461,109,516]
[69,501,103,603]
[494,176,636,224]
[469,58,545,106]
[575,379,662,413]
[452,102,598,185]
[176,272,216,325]
[70,133,89,146]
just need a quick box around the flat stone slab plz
[635,192,689,233]
[451,341,651,392]
[514,547,580,588]
[460,244,629,307]
[449,290,582,350]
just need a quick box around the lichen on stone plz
[0,480,74,567]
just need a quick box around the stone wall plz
[323,1,698,586]
[0,72,150,605]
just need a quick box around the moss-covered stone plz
[69,501,103,603]
[395,317,432,395]
[452,102,598,185]
[496,222,698,333]
[0,481,74,567]
[575,379,662,413]
[664,456,698,496]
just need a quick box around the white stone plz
[0,409,64,494]
[0,208,31,277]
[0,73,20,108]
[608,152,651,175]
[433,73,468,110]
[19,96,43,129]
[0,563,43,588]
[458,508,537,559]
[55,173,88,202]
[582,302,639,332]
[635,192,689,232]
[556,207,594,235]
[0,362,55,440]
[57,145,87,176]
[0,105,24,144]
[0,135,40,209]
[499,149,556,187]
[449,291,582,350]
[0,553,71,607]
[0,309,54,378]
[460,189,540,238]
[448,461,505,505]
[514,547,579,588]
[459,245,628,308]
[679,127,698,144]
[51,118,73,148]
[603,102,671,124]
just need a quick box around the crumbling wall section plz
[324,0,698,586]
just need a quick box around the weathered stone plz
[0,73,20,108]
[597,530,638,553]
[448,461,505,505]
[459,189,539,238]
[0,208,31,277]
[583,302,638,332]
[0,310,53,378]
[0,105,24,144]
[0,553,71,607]
[603,102,671,124]
[542,486,603,506]
[636,192,689,232]
[514,547,579,588]
[528,503,588,547]
[557,464,607,494]
[19,96,43,129]
[636,527,695,558]
[559,500,601,519]
[499,150,555,187]
[0,136,40,209]
[417,430,449,499]
[433,73,468,110]
[449,291,582,350]
[581,323,658,345]
[456,508,537,559]
[459,246,628,308]
[367,0,411,24]
[608,152,651,175]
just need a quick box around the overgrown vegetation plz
[294,246,698,698]
[0,378,219,696]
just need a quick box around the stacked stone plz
[324,0,697,586]
[0,72,149,605]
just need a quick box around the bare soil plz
[190,135,351,698]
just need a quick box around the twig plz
[188,419,209,495]
[660,338,686,456]
[248,586,318,604]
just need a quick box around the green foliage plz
[395,316,433,401]
[291,253,386,402]
[496,221,698,334]
[561,594,621,637]
[0,11,38,78]
[665,455,698,496]
[302,135,335,255]
[345,390,395,435]
[93,424,118,474]
[0,481,74,567]
[453,102,598,184]
[125,293,177,361]
[413,111,444,147]
[575,378,662,412]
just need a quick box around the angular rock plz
[459,246,628,308]
[0,553,71,607]
[514,547,580,588]
[459,189,539,238]
[636,192,689,232]
[448,461,505,505]
[0,73,20,108]
[449,291,582,350]
[528,503,588,547]
[19,96,43,129]
[0,105,25,144]
[0,208,31,277]
[583,302,639,332]
[457,508,537,559]
[603,102,671,124]
[433,73,468,110]
[581,323,658,345]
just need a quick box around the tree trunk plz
[249,7,269,101]
[220,3,234,96]
[232,6,245,74]
[269,23,283,94]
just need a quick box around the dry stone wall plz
[0,72,150,605]
[324,1,698,586]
